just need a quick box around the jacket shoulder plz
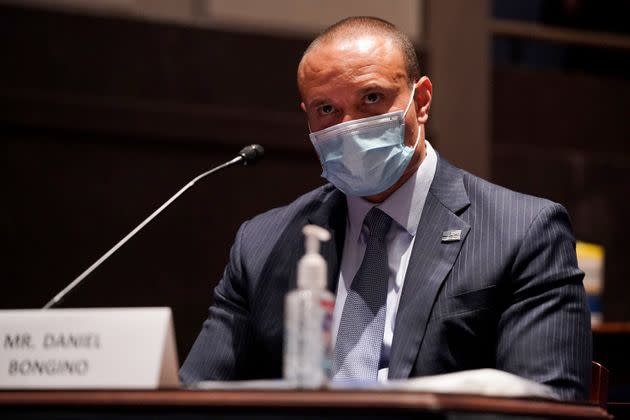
[456,163,559,216]
[245,183,338,229]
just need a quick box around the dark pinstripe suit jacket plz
[180,156,592,400]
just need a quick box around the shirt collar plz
[346,140,438,241]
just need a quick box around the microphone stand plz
[42,146,262,310]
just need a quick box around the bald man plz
[181,17,591,400]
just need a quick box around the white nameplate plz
[0,307,179,389]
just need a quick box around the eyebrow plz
[357,84,384,94]
[357,83,397,95]
[307,98,329,108]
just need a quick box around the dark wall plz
[1,5,324,361]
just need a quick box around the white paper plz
[192,379,294,390]
[193,369,558,400]
[372,369,558,399]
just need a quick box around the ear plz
[300,102,307,113]
[414,76,433,124]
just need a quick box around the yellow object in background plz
[576,241,605,326]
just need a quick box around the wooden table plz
[0,389,612,419]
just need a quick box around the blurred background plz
[2,0,629,401]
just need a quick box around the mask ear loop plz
[409,125,421,149]
[404,83,421,150]
[403,83,417,117]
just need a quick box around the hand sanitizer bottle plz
[283,225,335,388]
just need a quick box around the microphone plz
[42,144,265,310]
[239,144,264,165]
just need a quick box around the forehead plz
[298,34,407,99]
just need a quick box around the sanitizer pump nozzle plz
[298,225,331,289]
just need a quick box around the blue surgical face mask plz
[309,85,420,197]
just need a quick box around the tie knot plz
[364,208,392,241]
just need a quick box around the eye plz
[318,104,335,115]
[364,92,382,104]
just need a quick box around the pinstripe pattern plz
[180,156,591,401]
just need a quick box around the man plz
[181,17,591,400]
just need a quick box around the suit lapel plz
[257,186,346,357]
[307,187,347,293]
[388,158,471,379]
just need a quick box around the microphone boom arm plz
[42,155,245,310]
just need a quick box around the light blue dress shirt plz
[331,140,438,381]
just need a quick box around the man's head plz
[298,17,432,202]
[301,17,420,88]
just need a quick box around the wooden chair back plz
[590,361,609,406]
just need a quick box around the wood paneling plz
[1,5,323,361]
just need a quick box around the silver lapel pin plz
[441,229,462,242]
